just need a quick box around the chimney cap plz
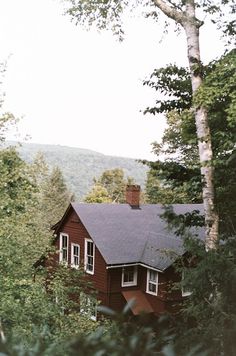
[126,184,141,191]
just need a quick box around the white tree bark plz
[153,0,219,249]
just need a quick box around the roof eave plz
[106,262,164,273]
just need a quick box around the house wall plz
[53,207,109,307]
[107,265,183,315]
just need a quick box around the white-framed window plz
[121,266,138,287]
[80,292,97,321]
[84,239,95,274]
[59,233,69,263]
[181,271,192,297]
[71,243,80,268]
[146,269,158,296]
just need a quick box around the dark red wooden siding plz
[52,207,108,305]
[107,265,183,315]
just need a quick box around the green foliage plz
[143,50,236,355]
[68,308,171,356]
[84,183,112,203]
[84,168,135,203]
[143,65,192,115]
[0,116,100,351]
[63,0,236,43]
[144,50,236,235]
[172,237,236,355]
[0,148,36,218]
[145,162,201,204]
[0,302,175,356]
[0,266,100,353]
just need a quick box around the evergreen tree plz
[39,165,73,229]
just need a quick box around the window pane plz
[124,268,134,283]
[87,241,94,256]
[88,256,93,265]
[124,271,133,282]
[87,256,93,271]
[147,269,158,295]
[62,235,67,248]
[149,270,157,282]
[74,245,79,256]
[62,249,67,261]
[149,282,156,293]
[85,240,94,273]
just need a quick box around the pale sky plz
[0,0,224,159]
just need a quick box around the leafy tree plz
[154,214,236,355]
[63,0,235,248]
[0,148,48,342]
[0,152,98,351]
[145,166,195,204]
[144,49,236,237]
[176,237,236,355]
[0,302,175,356]
[84,183,112,203]
[84,168,135,203]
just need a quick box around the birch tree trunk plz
[154,0,219,249]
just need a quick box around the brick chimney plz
[125,185,141,208]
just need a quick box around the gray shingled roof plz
[72,203,205,271]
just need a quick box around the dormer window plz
[59,233,69,263]
[121,266,138,287]
[85,239,95,274]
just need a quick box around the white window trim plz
[80,292,97,321]
[71,243,80,269]
[146,269,158,296]
[84,238,95,275]
[121,266,138,287]
[59,233,69,264]
[181,271,192,297]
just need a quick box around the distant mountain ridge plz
[6,141,149,201]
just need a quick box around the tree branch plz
[152,0,185,24]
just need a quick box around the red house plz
[51,185,204,319]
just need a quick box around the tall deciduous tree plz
[63,0,235,249]
[84,183,112,203]
[84,168,135,203]
[144,50,236,237]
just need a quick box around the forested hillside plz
[6,141,148,200]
